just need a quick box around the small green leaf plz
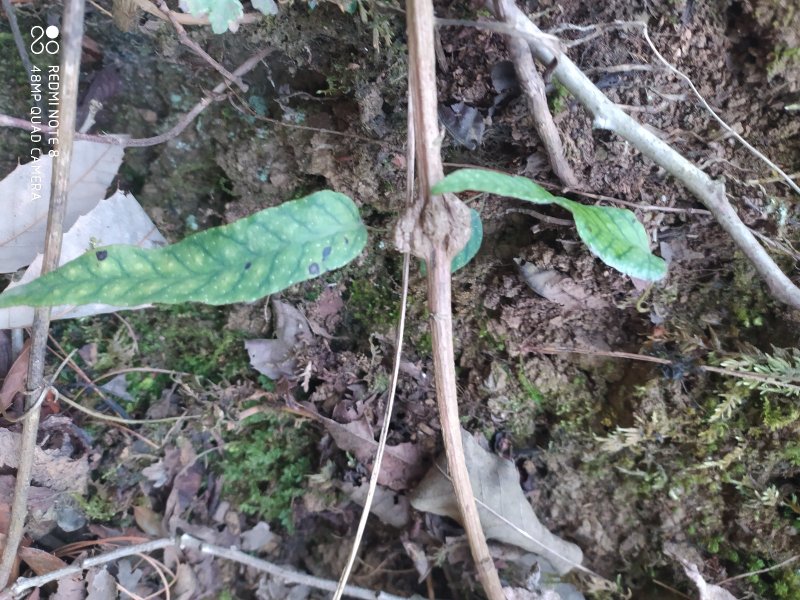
[182,0,243,34]
[0,191,366,309]
[431,168,666,281]
[555,198,666,281]
[451,208,483,272]
[432,168,555,204]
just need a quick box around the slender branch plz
[9,535,424,599]
[332,99,414,599]
[400,2,505,597]
[0,48,271,148]
[491,0,578,188]
[0,0,85,588]
[179,536,415,600]
[495,0,800,309]
[506,35,579,187]
[637,24,800,196]
[155,0,247,92]
[716,554,800,585]
[524,345,800,393]
[10,539,176,595]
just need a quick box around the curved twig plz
[0,47,272,148]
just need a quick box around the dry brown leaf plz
[0,140,124,273]
[164,441,202,521]
[116,560,144,594]
[0,424,89,493]
[0,339,30,413]
[410,429,583,575]
[18,546,68,576]
[86,567,116,600]
[341,481,411,528]
[401,537,430,583]
[240,521,279,553]
[52,571,86,600]
[0,476,61,538]
[173,563,198,600]
[245,300,313,380]
[322,416,425,491]
[517,262,606,310]
[133,505,166,537]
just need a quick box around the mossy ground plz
[2,0,799,597]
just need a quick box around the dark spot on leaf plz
[344,237,350,245]
[244,261,252,270]
[96,250,108,261]
[308,262,320,275]
[322,246,332,261]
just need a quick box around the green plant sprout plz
[433,169,667,281]
[0,191,367,309]
[0,173,664,311]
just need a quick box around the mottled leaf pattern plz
[0,191,366,309]
[557,198,666,281]
[451,208,483,272]
[433,168,555,204]
[433,169,666,281]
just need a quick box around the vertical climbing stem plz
[405,0,504,597]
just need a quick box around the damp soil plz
[1,0,799,598]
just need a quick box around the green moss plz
[123,304,250,380]
[219,412,316,529]
[730,254,770,328]
[548,79,571,114]
[768,46,800,80]
[346,278,399,333]
[75,486,118,522]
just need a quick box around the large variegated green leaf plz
[432,169,666,281]
[0,191,366,309]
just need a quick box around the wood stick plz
[401,1,505,597]
[0,0,85,588]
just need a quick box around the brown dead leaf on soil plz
[410,429,583,576]
[86,566,116,600]
[51,569,85,600]
[17,546,68,576]
[245,300,314,380]
[0,339,30,413]
[133,505,166,537]
[322,415,425,491]
[340,481,410,528]
[0,419,89,493]
[517,261,607,310]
